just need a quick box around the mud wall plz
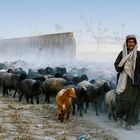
[0,32,76,63]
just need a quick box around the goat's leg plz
[95,101,99,116]
[85,101,89,114]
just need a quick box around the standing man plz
[114,34,140,130]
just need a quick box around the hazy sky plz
[0,0,140,40]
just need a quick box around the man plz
[114,34,140,130]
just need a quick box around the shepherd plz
[114,34,140,130]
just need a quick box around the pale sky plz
[0,0,140,41]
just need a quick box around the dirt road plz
[0,95,118,140]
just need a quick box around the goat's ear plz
[67,88,76,98]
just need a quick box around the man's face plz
[127,39,136,51]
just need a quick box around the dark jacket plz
[114,50,140,85]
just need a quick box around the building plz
[0,32,76,63]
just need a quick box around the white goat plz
[105,89,117,121]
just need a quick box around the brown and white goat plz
[56,87,76,122]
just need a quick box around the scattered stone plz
[35,124,43,129]
[0,94,118,140]
[57,131,65,135]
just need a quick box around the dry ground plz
[0,93,118,140]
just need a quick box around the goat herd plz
[0,65,117,123]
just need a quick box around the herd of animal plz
[0,65,117,122]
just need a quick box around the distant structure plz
[0,32,76,63]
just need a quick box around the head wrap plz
[126,34,137,44]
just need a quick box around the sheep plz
[105,89,117,121]
[18,79,42,104]
[0,72,26,96]
[56,87,76,122]
[42,78,67,103]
